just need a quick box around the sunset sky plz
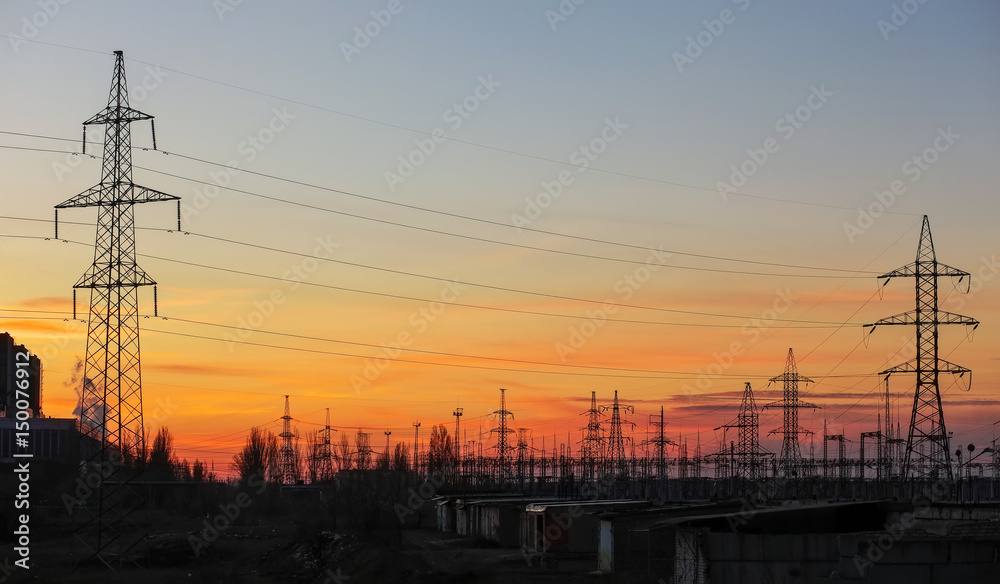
[2,1,998,476]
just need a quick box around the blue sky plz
[1,1,998,467]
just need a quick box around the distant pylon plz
[355,429,373,470]
[601,390,634,476]
[763,349,818,478]
[724,382,762,483]
[279,395,297,484]
[489,388,515,482]
[57,50,180,569]
[643,406,675,480]
[865,215,978,482]
[316,407,335,481]
[579,391,603,481]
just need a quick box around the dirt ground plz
[14,511,614,583]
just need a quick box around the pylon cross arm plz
[879,358,972,376]
[57,184,180,208]
[879,262,970,280]
[84,106,153,126]
[867,310,977,328]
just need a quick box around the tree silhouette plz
[232,426,279,484]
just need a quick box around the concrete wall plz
[838,534,1000,582]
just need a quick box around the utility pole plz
[453,407,463,468]
[412,421,421,474]
[57,50,181,569]
[865,216,978,482]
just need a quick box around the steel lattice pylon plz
[56,50,180,569]
[278,395,297,483]
[489,388,515,483]
[725,382,763,483]
[601,390,634,477]
[315,408,335,481]
[578,390,603,481]
[763,349,818,478]
[866,215,977,482]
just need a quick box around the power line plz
[0,214,862,323]
[0,233,863,328]
[0,137,881,278]
[0,40,921,217]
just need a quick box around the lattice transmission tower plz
[489,388,515,483]
[56,50,180,569]
[315,408,335,481]
[579,391,603,481]
[643,406,676,480]
[601,390,634,477]
[865,215,977,481]
[763,349,818,478]
[722,382,763,483]
[278,395,297,484]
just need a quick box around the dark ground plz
[11,509,615,583]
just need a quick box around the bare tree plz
[338,432,353,471]
[148,426,178,478]
[392,442,410,473]
[232,426,279,484]
[427,424,455,474]
[303,429,320,483]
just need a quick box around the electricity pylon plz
[316,408,335,481]
[279,395,297,484]
[722,383,763,483]
[601,390,634,477]
[643,406,676,480]
[865,216,977,482]
[579,391,603,481]
[489,388,515,483]
[56,50,180,569]
[763,349,818,478]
